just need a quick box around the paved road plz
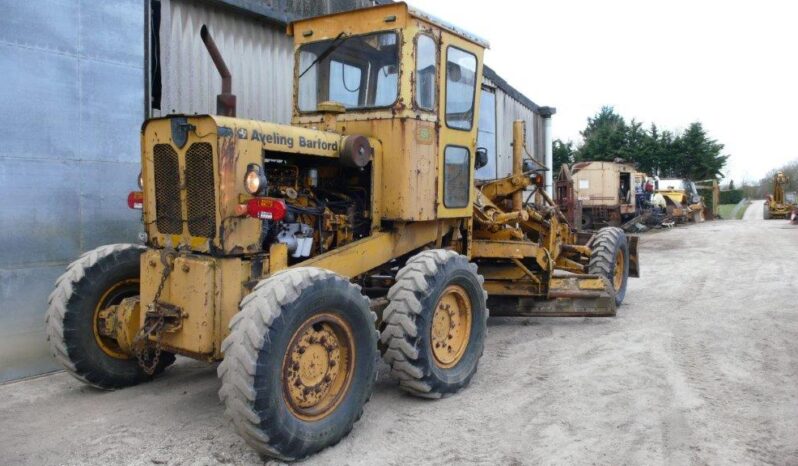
[1,217,797,465]
[743,198,764,221]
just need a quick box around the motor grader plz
[45,3,639,460]
[764,171,793,219]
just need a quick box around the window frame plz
[444,45,478,132]
[442,144,472,208]
[413,32,438,112]
[475,86,498,181]
[294,30,402,114]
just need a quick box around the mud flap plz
[628,235,640,278]
[489,275,616,317]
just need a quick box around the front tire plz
[380,250,488,398]
[588,227,630,306]
[217,267,378,461]
[44,244,174,389]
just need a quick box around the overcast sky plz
[407,0,798,183]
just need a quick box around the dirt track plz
[2,204,797,465]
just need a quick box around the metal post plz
[512,120,524,212]
[538,106,557,199]
[543,116,553,198]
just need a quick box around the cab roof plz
[288,2,489,49]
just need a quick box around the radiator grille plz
[185,143,216,238]
[153,144,183,234]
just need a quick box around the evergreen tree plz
[672,122,728,180]
[573,107,728,181]
[576,107,629,162]
[553,139,575,174]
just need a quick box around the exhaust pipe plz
[200,25,236,117]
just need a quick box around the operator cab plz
[289,2,488,221]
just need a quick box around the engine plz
[257,160,370,262]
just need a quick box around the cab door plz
[436,34,484,218]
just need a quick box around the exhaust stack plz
[200,25,236,117]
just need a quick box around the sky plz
[407,0,798,184]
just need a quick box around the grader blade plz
[489,275,616,317]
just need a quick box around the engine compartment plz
[258,155,372,263]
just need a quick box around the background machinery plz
[557,160,641,230]
[764,171,794,219]
[45,3,639,460]
[655,177,706,223]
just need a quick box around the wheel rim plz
[282,313,355,421]
[613,250,625,290]
[430,285,472,369]
[93,278,139,359]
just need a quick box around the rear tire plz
[764,206,771,220]
[581,211,594,230]
[218,267,378,461]
[380,250,488,398]
[45,244,174,389]
[588,227,629,306]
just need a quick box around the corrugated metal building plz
[0,0,552,383]
[152,0,381,121]
[477,65,555,181]
[0,0,374,384]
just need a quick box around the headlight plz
[138,171,143,189]
[244,164,266,194]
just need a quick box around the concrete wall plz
[0,0,146,383]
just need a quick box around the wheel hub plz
[430,285,472,368]
[283,313,354,421]
[93,278,139,360]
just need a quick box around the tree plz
[671,122,728,180]
[728,179,735,190]
[576,106,630,162]
[553,139,575,174]
[573,107,729,181]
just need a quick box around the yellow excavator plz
[764,171,794,219]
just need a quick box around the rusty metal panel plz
[158,0,295,123]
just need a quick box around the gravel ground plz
[2,201,797,465]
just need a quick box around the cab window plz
[329,60,362,107]
[445,47,477,130]
[415,35,436,110]
[297,32,399,112]
[444,146,471,207]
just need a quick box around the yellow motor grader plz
[45,3,639,460]
[764,171,793,219]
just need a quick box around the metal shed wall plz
[487,78,546,178]
[157,0,294,122]
[0,0,145,383]
[156,0,375,121]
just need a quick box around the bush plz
[719,189,744,205]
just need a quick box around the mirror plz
[475,147,488,170]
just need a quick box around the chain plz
[134,249,175,375]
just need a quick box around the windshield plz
[297,32,399,112]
